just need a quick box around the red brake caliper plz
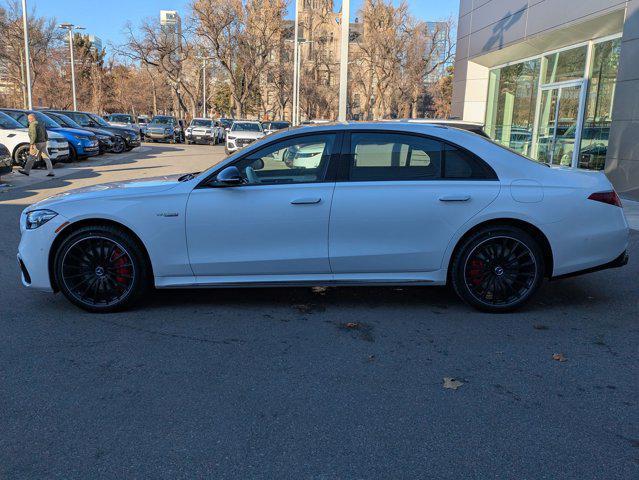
[112,248,131,290]
[468,259,484,286]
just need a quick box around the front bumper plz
[125,137,141,148]
[186,132,214,144]
[146,131,173,141]
[98,138,114,152]
[17,212,70,291]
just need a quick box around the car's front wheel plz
[450,226,544,312]
[112,136,126,154]
[54,225,150,312]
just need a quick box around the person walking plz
[18,113,54,177]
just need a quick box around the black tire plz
[112,136,126,154]
[450,226,544,312]
[68,144,78,163]
[54,225,151,313]
[13,144,30,167]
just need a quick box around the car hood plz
[50,127,94,137]
[229,131,264,139]
[48,131,66,140]
[30,174,183,209]
[94,125,137,136]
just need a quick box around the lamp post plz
[338,0,350,122]
[287,38,312,126]
[21,0,33,109]
[292,0,300,126]
[198,56,214,118]
[59,23,85,111]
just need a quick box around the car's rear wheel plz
[451,226,544,312]
[54,225,150,312]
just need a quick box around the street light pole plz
[59,23,84,111]
[202,58,207,118]
[21,0,33,109]
[338,0,350,122]
[292,0,300,125]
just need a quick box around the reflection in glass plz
[579,39,620,170]
[544,45,587,84]
[485,59,539,156]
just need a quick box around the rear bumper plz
[553,251,629,280]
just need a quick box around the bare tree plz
[191,0,287,118]
[0,0,60,108]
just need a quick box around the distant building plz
[160,10,182,40]
[88,35,103,55]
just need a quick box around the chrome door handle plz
[291,197,322,205]
[439,195,471,202]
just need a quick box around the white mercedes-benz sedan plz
[17,122,629,313]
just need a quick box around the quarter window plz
[232,134,337,185]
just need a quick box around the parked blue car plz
[0,108,100,162]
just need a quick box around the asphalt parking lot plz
[1,144,637,479]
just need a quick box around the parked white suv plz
[0,111,69,167]
[225,121,265,155]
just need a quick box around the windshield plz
[48,112,82,129]
[110,114,134,123]
[0,111,24,129]
[191,119,212,127]
[63,112,92,127]
[269,122,290,130]
[88,113,111,127]
[150,116,174,125]
[138,117,148,124]
[220,118,233,128]
[34,112,61,128]
[232,122,262,132]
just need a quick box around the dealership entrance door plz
[533,80,587,167]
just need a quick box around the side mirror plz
[216,166,243,186]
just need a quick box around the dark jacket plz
[28,120,48,144]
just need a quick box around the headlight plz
[26,209,58,230]
[165,128,171,134]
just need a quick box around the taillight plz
[588,191,623,207]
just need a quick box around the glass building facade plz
[484,37,621,170]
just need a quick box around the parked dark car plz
[42,111,115,154]
[0,143,11,180]
[1,108,99,162]
[49,110,140,153]
[145,115,185,143]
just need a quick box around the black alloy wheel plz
[54,226,149,312]
[112,136,126,153]
[451,226,544,312]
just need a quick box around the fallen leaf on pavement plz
[311,286,328,295]
[345,322,360,329]
[533,324,549,330]
[443,377,464,390]
[552,353,567,362]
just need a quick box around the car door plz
[329,131,500,275]
[186,132,341,278]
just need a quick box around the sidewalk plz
[0,147,151,192]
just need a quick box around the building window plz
[543,45,588,84]
[485,59,540,156]
[579,38,621,170]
